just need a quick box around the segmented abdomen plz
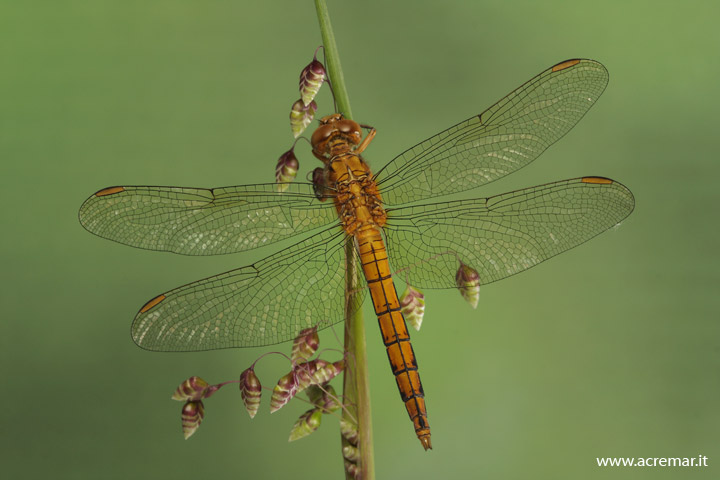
[355,226,432,450]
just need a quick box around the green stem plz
[314,2,375,479]
[314,1,353,119]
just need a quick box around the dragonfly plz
[79,58,634,450]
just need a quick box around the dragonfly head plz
[311,113,362,161]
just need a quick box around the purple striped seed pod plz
[318,384,340,413]
[342,444,360,463]
[455,263,480,309]
[275,149,300,192]
[289,99,317,139]
[181,400,205,439]
[400,285,426,331]
[288,408,323,442]
[299,59,326,106]
[344,460,361,480]
[305,384,324,406]
[311,359,344,385]
[239,367,262,419]
[340,418,358,445]
[291,326,320,364]
[306,384,340,413]
[270,370,299,413]
[172,376,218,402]
[294,359,327,391]
[271,358,343,413]
[294,359,344,391]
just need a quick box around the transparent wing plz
[384,177,634,288]
[131,227,366,351]
[375,59,609,205]
[78,183,337,255]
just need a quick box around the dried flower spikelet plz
[270,371,298,413]
[455,263,480,309]
[239,367,262,418]
[306,384,340,413]
[294,359,343,391]
[294,359,326,392]
[275,149,299,192]
[299,59,326,106]
[291,326,320,364]
[343,444,360,463]
[288,408,323,442]
[289,99,317,138]
[305,385,335,407]
[344,460,361,480]
[181,400,205,439]
[311,359,344,385]
[400,285,426,331]
[318,384,340,413]
[340,418,359,445]
[172,376,218,402]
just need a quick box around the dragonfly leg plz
[355,124,376,154]
[312,149,328,163]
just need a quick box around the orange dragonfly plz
[79,59,634,450]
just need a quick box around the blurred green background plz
[2,1,718,479]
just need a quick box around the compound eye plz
[311,124,334,149]
[337,119,360,135]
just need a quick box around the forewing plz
[375,59,609,205]
[79,183,337,255]
[132,228,365,350]
[384,177,634,288]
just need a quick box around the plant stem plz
[314,1,353,119]
[314,1,375,479]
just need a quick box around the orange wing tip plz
[582,176,613,184]
[94,186,125,197]
[140,294,166,313]
[551,59,581,72]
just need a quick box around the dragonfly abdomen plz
[355,226,431,450]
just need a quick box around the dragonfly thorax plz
[328,158,386,235]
